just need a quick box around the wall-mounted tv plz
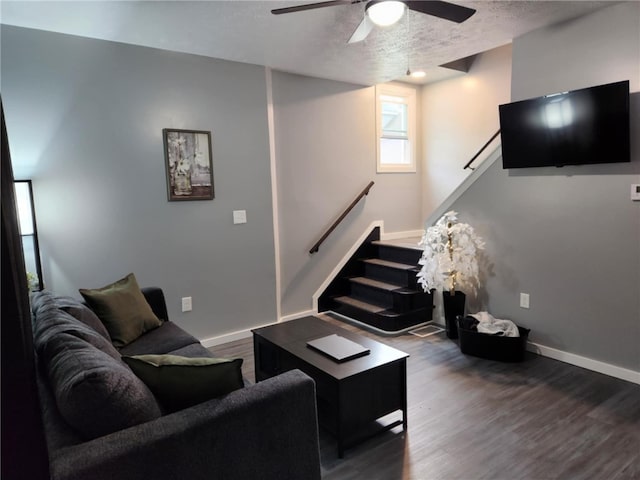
[499,80,630,169]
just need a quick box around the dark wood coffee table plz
[252,316,409,457]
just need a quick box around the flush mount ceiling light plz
[407,69,426,78]
[365,0,406,27]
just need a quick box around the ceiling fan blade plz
[348,16,374,43]
[271,0,353,15]
[404,1,476,23]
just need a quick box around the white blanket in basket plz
[470,311,519,337]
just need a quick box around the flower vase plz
[443,290,466,339]
[174,171,192,196]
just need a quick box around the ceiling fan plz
[271,0,476,44]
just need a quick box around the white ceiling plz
[0,0,615,86]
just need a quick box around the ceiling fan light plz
[366,1,406,27]
[409,70,426,78]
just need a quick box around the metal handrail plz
[463,130,501,170]
[309,181,374,254]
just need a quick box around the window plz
[14,180,43,291]
[376,84,416,173]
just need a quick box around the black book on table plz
[306,334,370,363]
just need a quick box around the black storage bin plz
[457,317,530,362]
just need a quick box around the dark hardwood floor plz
[212,315,640,480]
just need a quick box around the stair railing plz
[463,130,501,170]
[309,181,374,254]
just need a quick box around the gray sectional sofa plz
[31,287,321,480]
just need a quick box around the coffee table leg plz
[337,389,344,458]
[402,359,408,430]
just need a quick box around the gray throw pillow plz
[43,331,161,439]
[123,354,244,412]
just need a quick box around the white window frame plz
[375,83,417,173]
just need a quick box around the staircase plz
[318,229,434,334]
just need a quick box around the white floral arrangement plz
[417,211,485,295]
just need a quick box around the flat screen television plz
[499,80,630,168]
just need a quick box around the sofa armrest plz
[141,287,169,322]
[50,370,321,480]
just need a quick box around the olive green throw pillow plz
[122,355,244,412]
[79,273,162,348]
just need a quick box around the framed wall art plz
[163,129,214,201]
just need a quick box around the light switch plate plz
[181,297,192,312]
[631,184,640,201]
[233,210,247,224]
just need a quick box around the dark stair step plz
[362,258,421,289]
[350,276,402,292]
[334,296,386,313]
[349,277,430,312]
[363,258,415,270]
[333,296,433,333]
[349,276,400,308]
[371,240,423,265]
[371,239,422,250]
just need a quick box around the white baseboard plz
[526,341,640,385]
[280,309,315,323]
[201,329,253,348]
[200,310,315,348]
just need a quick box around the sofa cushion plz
[36,366,84,451]
[53,295,111,341]
[44,315,121,361]
[123,354,244,412]
[31,292,120,360]
[79,273,162,347]
[43,331,162,440]
[118,321,201,356]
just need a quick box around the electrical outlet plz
[520,293,530,309]
[181,296,192,312]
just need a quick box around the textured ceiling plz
[0,1,615,86]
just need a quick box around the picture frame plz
[163,129,214,201]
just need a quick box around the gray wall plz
[2,26,277,340]
[272,72,423,317]
[447,2,640,370]
[421,44,512,222]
